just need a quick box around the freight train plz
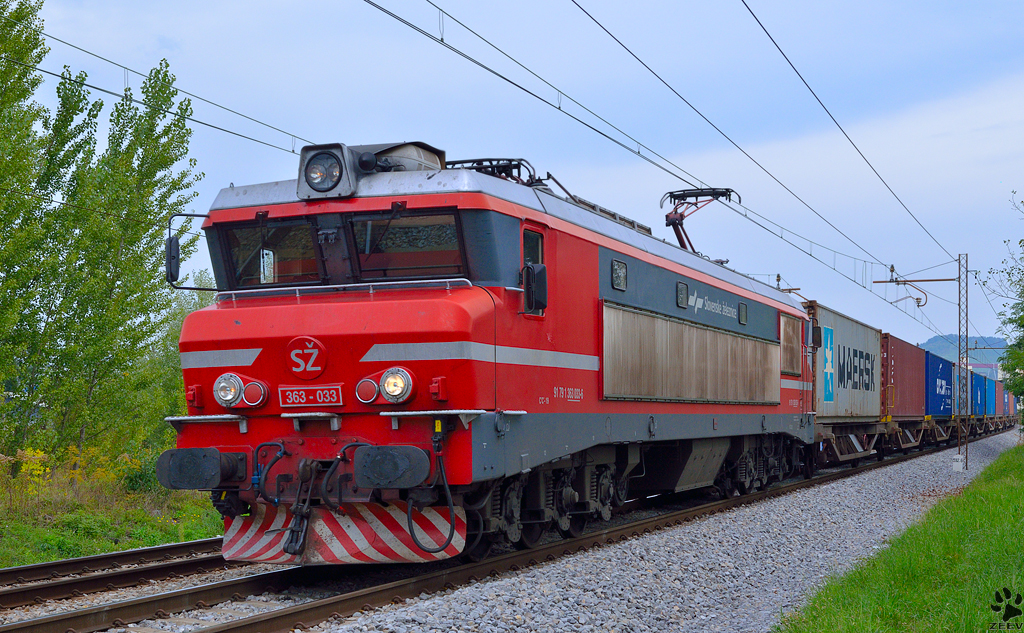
[156,141,1017,565]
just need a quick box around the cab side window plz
[523,229,544,315]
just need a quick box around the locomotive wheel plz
[558,515,587,539]
[611,473,630,507]
[515,522,547,550]
[501,479,524,544]
[461,536,493,562]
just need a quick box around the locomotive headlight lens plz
[304,152,342,192]
[380,368,412,403]
[213,373,244,407]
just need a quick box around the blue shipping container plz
[925,352,953,418]
[972,373,986,417]
[1005,390,1010,415]
[987,378,997,416]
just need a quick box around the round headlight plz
[379,368,412,403]
[305,152,342,192]
[213,373,244,408]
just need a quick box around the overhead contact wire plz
[421,0,705,187]
[570,0,886,268]
[738,0,957,262]
[3,186,204,239]
[361,0,699,187]
[2,55,298,155]
[0,14,315,146]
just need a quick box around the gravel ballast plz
[308,432,1020,633]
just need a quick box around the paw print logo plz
[992,587,1023,622]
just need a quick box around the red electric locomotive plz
[158,142,815,564]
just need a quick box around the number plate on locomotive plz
[278,385,344,407]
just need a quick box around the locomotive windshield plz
[218,210,466,289]
[350,213,462,280]
[225,222,319,286]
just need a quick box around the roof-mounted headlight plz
[304,151,342,192]
[297,144,357,200]
[213,373,244,408]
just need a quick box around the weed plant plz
[0,447,222,567]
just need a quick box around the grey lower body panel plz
[471,411,814,481]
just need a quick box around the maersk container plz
[881,333,925,420]
[972,373,986,417]
[806,301,882,422]
[996,381,1005,416]
[987,378,997,416]
[924,351,953,418]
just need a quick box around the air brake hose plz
[320,442,371,511]
[255,442,289,505]
[407,453,458,554]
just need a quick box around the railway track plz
[0,538,223,587]
[2,427,1011,633]
[0,539,237,608]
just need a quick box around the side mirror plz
[522,263,548,312]
[165,235,180,283]
[811,325,822,349]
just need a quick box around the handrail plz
[215,278,473,302]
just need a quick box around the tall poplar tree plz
[0,0,202,454]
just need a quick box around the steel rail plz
[0,537,222,586]
[3,425,1012,633]
[0,567,310,633]
[0,552,239,608]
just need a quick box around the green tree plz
[102,270,217,455]
[0,0,48,421]
[0,0,203,455]
[987,191,1024,396]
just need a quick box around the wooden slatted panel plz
[603,303,780,403]
[780,314,803,377]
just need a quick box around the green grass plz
[0,448,224,568]
[776,444,1024,633]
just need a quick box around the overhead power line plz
[3,186,204,239]
[1,55,297,154]
[421,0,704,187]
[902,259,957,278]
[569,0,886,269]
[358,0,700,188]
[364,0,963,343]
[0,13,315,147]
[737,0,957,262]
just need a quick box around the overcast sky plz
[33,0,1024,347]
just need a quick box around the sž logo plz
[286,336,327,380]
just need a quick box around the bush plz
[0,446,222,567]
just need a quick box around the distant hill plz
[917,335,1006,379]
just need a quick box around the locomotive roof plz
[210,169,805,313]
